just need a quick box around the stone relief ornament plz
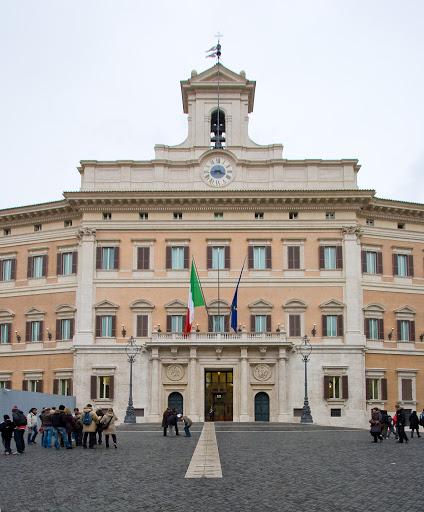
[77,227,97,240]
[341,225,362,237]
[166,364,184,381]
[253,363,272,381]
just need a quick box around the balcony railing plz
[149,331,287,342]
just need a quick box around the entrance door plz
[255,392,270,422]
[205,370,233,421]
[168,392,183,414]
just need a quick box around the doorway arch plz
[168,392,183,414]
[254,392,270,422]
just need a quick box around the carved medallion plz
[166,364,184,381]
[253,363,271,381]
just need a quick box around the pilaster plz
[277,347,291,422]
[239,346,249,422]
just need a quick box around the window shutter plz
[410,321,415,342]
[0,260,3,281]
[376,252,383,274]
[27,256,33,278]
[90,376,97,399]
[166,315,172,333]
[39,321,44,341]
[378,319,384,340]
[38,381,43,393]
[265,246,272,269]
[72,251,78,274]
[336,246,343,269]
[7,324,11,343]
[207,247,212,269]
[342,375,349,399]
[42,255,48,277]
[137,315,148,337]
[287,246,294,269]
[402,379,412,401]
[225,246,230,269]
[322,316,327,337]
[3,380,11,390]
[57,253,62,275]
[137,247,143,270]
[11,259,16,280]
[361,251,367,273]
[248,246,254,269]
[114,247,120,270]
[364,318,370,339]
[319,246,325,269]
[381,378,388,401]
[68,379,73,396]
[366,378,372,400]
[140,247,150,270]
[70,319,74,339]
[397,320,401,341]
[109,376,114,400]
[337,315,344,337]
[294,246,300,269]
[166,247,172,269]
[266,315,271,333]
[224,316,229,332]
[56,319,62,341]
[408,255,414,277]
[95,316,101,338]
[392,254,398,276]
[96,247,102,269]
[111,316,116,337]
[323,376,330,399]
[250,315,255,332]
[183,247,189,269]
[26,322,31,342]
[208,316,213,333]
[53,379,59,394]
[22,380,28,391]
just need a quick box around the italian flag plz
[184,261,205,333]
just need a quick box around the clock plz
[202,156,234,187]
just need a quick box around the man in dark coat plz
[409,411,421,438]
[395,404,409,443]
[0,414,15,454]
[11,405,27,453]
[162,408,171,436]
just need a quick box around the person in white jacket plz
[27,408,38,445]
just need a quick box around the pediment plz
[394,306,416,315]
[164,299,187,310]
[130,299,155,311]
[55,304,76,314]
[190,64,249,85]
[283,299,307,311]
[248,299,273,310]
[208,299,230,308]
[94,300,119,310]
[25,307,45,316]
[363,303,385,313]
[0,309,15,320]
[319,299,345,310]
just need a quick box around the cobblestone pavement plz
[0,424,423,512]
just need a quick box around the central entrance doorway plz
[205,369,233,421]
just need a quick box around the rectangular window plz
[61,319,72,340]
[101,316,113,337]
[255,212,264,220]
[102,212,112,220]
[254,315,268,333]
[3,228,11,236]
[1,259,14,281]
[214,212,223,219]
[139,212,148,220]
[394,253,413,277]
[401,378,413,401]
[326,316,338,337]
[327,376,341,399]
[211,315,225,333]
[171,247,185,270]
[398,320,414,342]
[34,224,42,232]
[136,315,148,337]
[28,380,41,392]
[102,248,116,270]
[30,321,42,342]
[324,247,336,269]
[64,219,73,228]
[137,247,150,270]
[368,318,379,340]
[289,211,298,220]
[211,247,225,269]
[59,378,71,396]
[32,255,45,278]
[0,381,11,389]
[366,252,377,274]
[253,246,266,269]
[287,246,300,270]
[320,246,342,270]
[369,378,379,400]
[325,212,335,220]
[366,218,374,226]
[57,252,75,276]
[0,323,11,343]
[169,315,184,333]
[99,376,111,399]
[289,315,301,337]
[173,212,183,220]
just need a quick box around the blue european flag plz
[230,261,245,332]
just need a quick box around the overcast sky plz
[1,1,423,210]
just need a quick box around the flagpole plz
[192,257,209,316]
[217,248,220,330]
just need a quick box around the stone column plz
[74,228,96,345]
[239,347,249,422]
[277,347,290,422]
[150,347,161,420]
[188,346,198,421]
[342,226,365,345]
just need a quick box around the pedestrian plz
[209,406,215,421]
[26,407,38,445]
[395,403,409,444]
[11,405,27,454]
[40,407,53,448]
[72,408,83,446]
[386,413,397,439]
[181,414,192,437]
[369,407,383,443]
[167,409,179,436]
[0,414,15,455]
[162,407,171,436]
[100,408,118,448]
[63,407,75,446]
[95,408,104,445]
[380,410,389,439]
[409,411,421,438]
[51,405,72,449]
[81,404,99,449]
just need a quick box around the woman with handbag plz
[100,408,118,448]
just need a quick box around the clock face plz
[202,157,233,187]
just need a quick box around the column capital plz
[77,227,97,241]
[240,346,248,359]
[341,225,362,239]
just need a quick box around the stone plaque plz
[166,364,184,381]
[253,363,272,381]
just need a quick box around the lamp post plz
[124,336,141,424]
[297,335,313,424]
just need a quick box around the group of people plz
[0,403,118,454]
[162,408,193,437]
[369,404,423,443]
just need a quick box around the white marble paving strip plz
[185,422,222,479]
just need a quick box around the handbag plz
[101,415,113,431]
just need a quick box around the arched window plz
[210,109,226,148]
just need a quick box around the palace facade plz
[1,65,423,427]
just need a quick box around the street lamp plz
[124,336,141,424]
[297,335,313,424]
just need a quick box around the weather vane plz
[206,34,224,149]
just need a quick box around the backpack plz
[14,411,27,427]
[82,411,92,426]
